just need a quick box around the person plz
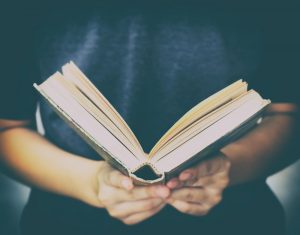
[0,1,299,235]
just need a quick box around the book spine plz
[129,162,165,185]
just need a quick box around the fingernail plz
[167,180,178,189]
[156,186,170,198]
[180,172,192,181]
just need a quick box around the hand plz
[166,153,231,216]
[94,162,170,225]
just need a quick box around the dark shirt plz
[0,1,299,235]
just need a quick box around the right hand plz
[92,162,170,225]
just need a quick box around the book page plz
[53,73,143,158]
[36,73,141,169]
[62,62,145,157]
[153,97,269,173]
[150,91,261,162]
[149,80,247,157]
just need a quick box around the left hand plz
[166,152,231,216]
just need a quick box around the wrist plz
[73,159,105,208]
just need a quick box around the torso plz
[22,3,284,234]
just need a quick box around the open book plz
[34,62,270,184]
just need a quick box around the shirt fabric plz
[1,1,299,234]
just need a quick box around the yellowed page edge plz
[64,62,144,154]
[149,80,247,156]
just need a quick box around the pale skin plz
[0,103,298,224]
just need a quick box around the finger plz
[129,185,170,200]
[181,172,228,187]
[190,175,213,187]
[192,171,230,188]
[169,200,210,216]
[205,188,223,206]
[109,184,170,203]
[171,187,207,203]
[104,170,133,190]
[179,175,198,187]
[202,154,231,175]
[166,178,179,188]
[179,169,196,181]
[179,161,214,181]
[108,198,164,219]
[166,178,184,189]
[122,203,165,225]
[179,154,230,182]
[170,186,224,206]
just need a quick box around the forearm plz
[0,126,103,206]
[222,103,299,186]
